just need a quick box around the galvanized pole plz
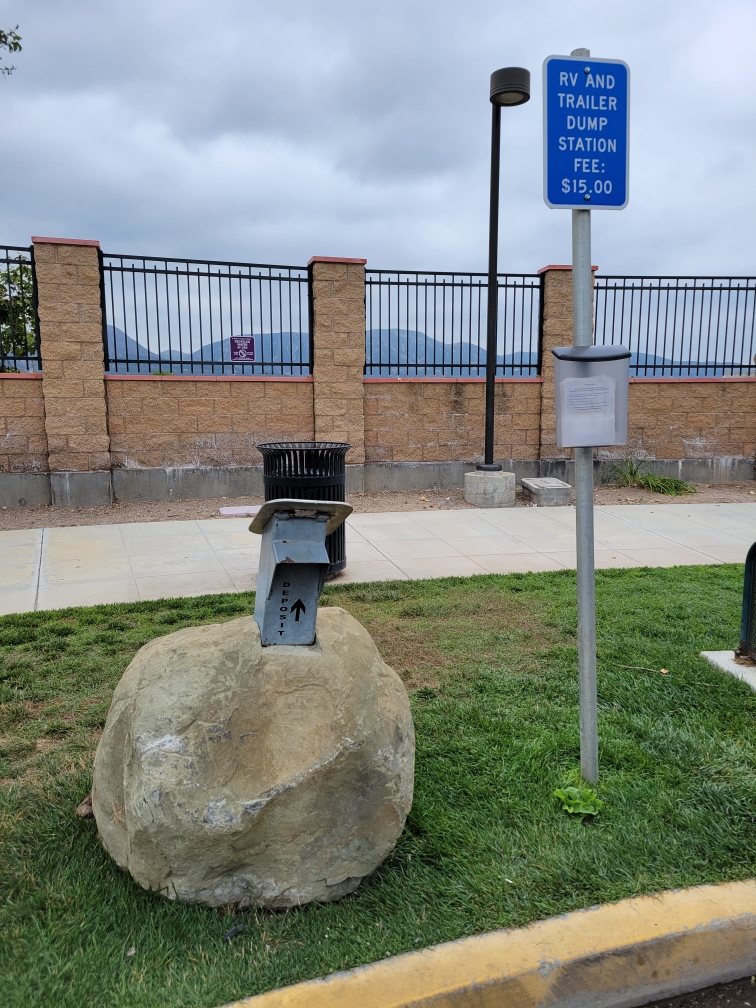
[572,207,598,784]
[480,100,502,471]
[570,45,598,785]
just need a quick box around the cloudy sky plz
[0,0,753,275]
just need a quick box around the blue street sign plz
[543,55,629,210]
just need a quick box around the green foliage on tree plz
[0,25,21,76]
[0,257,37,371]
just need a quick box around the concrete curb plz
[222,880,756,1008]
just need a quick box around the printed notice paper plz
[559,375,616,446]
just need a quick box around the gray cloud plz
[0,0,754,274]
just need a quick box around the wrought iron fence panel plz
[594,276,756,376]
[365,271,541,376]
[101,254,311,375]
[0,246,40,372]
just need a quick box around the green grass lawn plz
[2,566,756,1008]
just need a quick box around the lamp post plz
[478,67,530,471]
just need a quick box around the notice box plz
[552,344,630,448]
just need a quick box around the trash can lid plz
[552,345,631,362]
[257,441,352,451]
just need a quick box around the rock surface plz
[92,606,414,908]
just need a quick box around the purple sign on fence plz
[229,336,255,362]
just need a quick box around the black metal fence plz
[594,276,756,376]
[0,246,39,373]
[364,270,541,376]
[101,254,311,375]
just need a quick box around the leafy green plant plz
[151,369,174,376]
[605,459,695,496]
[0,255,37,370]
[554,771,604,816]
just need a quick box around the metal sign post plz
[544,47,630,784]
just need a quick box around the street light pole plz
[482,101,502,470]
[478,66,530,472]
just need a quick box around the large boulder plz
[92,606,414,908]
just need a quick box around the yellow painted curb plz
[222,880,756,1008]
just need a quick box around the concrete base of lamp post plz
[463,470,516,508]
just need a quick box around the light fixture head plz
[490,66,530,106]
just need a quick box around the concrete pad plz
[0,556,40,588]
[618,546,716,567]
[201,532,261,553]
[0,562,41,588]
[36,579,140,611]
[40,555,134,584]
[658,527,752,549]
[227,570,258,592]
[120,533,202,554]
[695,545,751,563]
[377,538,464,561]
[395,556,488,579]
[0,586,38,616]
[196,517,251,534]
[348,518,434,542]
[701,650,756,690]
[592,528,683,549]
[44,524,122,541]
[135,570,235,601]
[42,537,129,561]
[474,554,566,574]
[441,534,536,556]
[408,512,500,537]
[0,527,44,548]
[344,525,369,544]
[214,549,261,571]
[338,561,407,583]
[542,550,642,570]
[118,520,202,538]
[340,540,386,563]
[4,503,754,614]
[127,551,226,577]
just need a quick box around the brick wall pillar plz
[537,264,596,463]
[308,256,367,466]
[33,236,112,506]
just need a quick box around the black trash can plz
[257,442,352,578]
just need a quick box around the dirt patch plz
[0,481,754,533]
[335,589,557,692]
[35,738,63,753]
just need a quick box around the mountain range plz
[102,326,747,378]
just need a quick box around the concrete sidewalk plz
[1,502,755,616]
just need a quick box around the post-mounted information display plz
[543,55,629,210]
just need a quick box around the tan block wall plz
[105,377,315,468]
[4,245,753,485]
[621,379,756,461]
[310,259,366,463]
[364,379,542,464]
[539,268,574,461]
[0,376,48,472]
[34,240,110,472]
